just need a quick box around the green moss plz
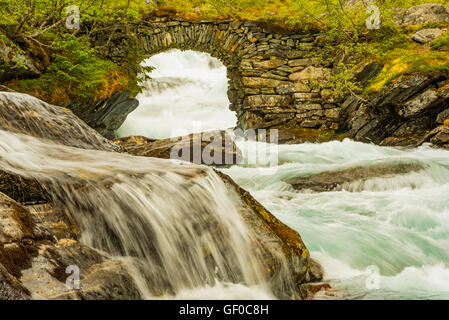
[8,35,127,105]
[2,0,449,104]
[365,43,449,94]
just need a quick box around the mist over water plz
[116,50,237,139]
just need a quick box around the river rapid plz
[117,49,449,300]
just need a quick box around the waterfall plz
[0,91,304,299]
[0,128,287,298]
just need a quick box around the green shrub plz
[431,31,449,51]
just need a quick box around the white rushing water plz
[117,50,237,139]
[116,50,449,299]
[222,139,449,300]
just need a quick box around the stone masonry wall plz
[92,17,341,135]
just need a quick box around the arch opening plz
[116,49,237,139]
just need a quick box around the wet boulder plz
[0,92,120,152]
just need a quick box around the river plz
[116,49,449,300]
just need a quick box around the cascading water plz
[0,128,286,299]
[116,50,237,139]
[0,90,305,299]
[115,49,449,299]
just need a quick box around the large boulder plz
[114,130,242,166]
[0,92,120,152]
[397,3,449,26]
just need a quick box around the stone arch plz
[134,19,248,125]
[91,17,339,140]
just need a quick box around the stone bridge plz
[89,17,342,141]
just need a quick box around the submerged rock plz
[115,130,242,166]
[284,163,426,192]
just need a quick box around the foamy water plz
[222,139,449,299]
[115,50,449,299]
